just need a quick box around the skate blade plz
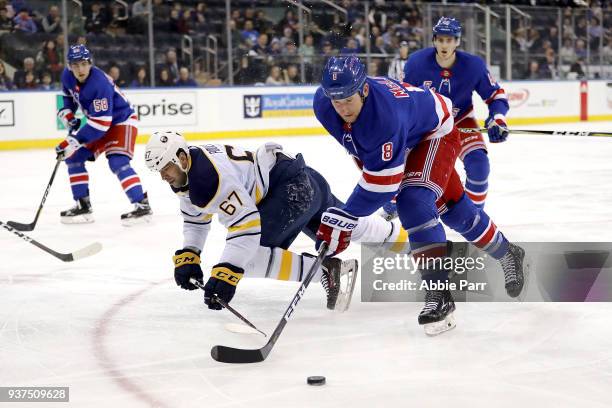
[61,214,94,224]
[423,313,456,336]
[121,214,152,227]
[334,259,359,313]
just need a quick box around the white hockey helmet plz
[145,130,189,172]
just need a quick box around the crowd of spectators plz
[0,0,611,91]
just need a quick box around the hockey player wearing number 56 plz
[144,131,409,312]
[55,44,152,225]
[402,17,510,209]
[313,56,526,335]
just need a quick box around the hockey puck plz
[307,376,326,386]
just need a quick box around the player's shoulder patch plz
[186,147,221,209]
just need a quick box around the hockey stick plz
[189,278,267,337]
[210,242,328,364]
[7,159,61,232]
[459,127,612,137]
[0,220,102,262]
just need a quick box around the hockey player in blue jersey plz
[55,44,151,225]
[401,17,510,209]
[313,55,526,335]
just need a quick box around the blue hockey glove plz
[173,248,203,290]
[203,263,244,310]
[381,199,398,221]
[485,114,509,143]
[316,207,358,256]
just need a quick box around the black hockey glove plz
[203,263,244,310]
[173,248,203,290]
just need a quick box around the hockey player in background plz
[55,44,151,225]
[402,17,510,209]
[313,55,526,335]
[144,131,409,312]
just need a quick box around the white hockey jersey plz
[174,142,285,270]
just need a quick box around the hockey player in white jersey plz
[145,131,409,311]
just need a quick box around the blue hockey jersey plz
[313,76,453,217]
[403,48,509,123]
[60,66,135,143]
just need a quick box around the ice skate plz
[60,196,94,224]
[499,243,528,298]
[121,193,152,226]
[418,289,456,336]
[321,257,359,312]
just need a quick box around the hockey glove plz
[203,263,244,310]
[316,207,358,256]
[173,248,203,290]
[381,198,398,221]
[55,136,81,161]
[485,114,509,143]
[58,108,82,134]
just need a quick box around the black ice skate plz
[418,289,456,336]
[121,193,152,226]
[499,243,528,298]
[320,257,358,312]
[60,196,94,224]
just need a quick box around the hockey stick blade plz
[6,220,35,232]
[1,220,102,262]
[210,243,328,364]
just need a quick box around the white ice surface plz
[1,122,612,407]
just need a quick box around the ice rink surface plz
[1,122,612,407]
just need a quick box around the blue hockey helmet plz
[320,56,367,100]
[67,44,92,64]
[432,17,462,38]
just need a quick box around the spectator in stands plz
[251,33,270,57]
[106,2,128,35]
[368,0,389,31]
[159,48,180,81]
[541,50,559,79]
[367,60,380,76]
[241,20,259,46]
[158,67,174,87]
[569,58,586,79]
[176,66,197,87]
[265,65,285,85]
[602,38,612,64]
[276,9,298,33]
[13,7,36,33]
[191,4,207,33]
[559,37,576,63]
[283,64,300,84]
[340,38,362,55]
[42,5,61,34]
[36,40,63,81]
[268,37,282,58]
[130,66,148,88]
[13,57,36,89]
[575,38,587,60]
[299,34,316,65]
[254,9,271,35]
[85,2,108,34]
[129,0,147,34]
[280,26,296,50]
[22,70,37,89]
[372,35,391,56]
[0,6,13,32]
[38,71,56,90]
[525,60,546,79]
[108,64,126,88]
[0,60,14,90]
